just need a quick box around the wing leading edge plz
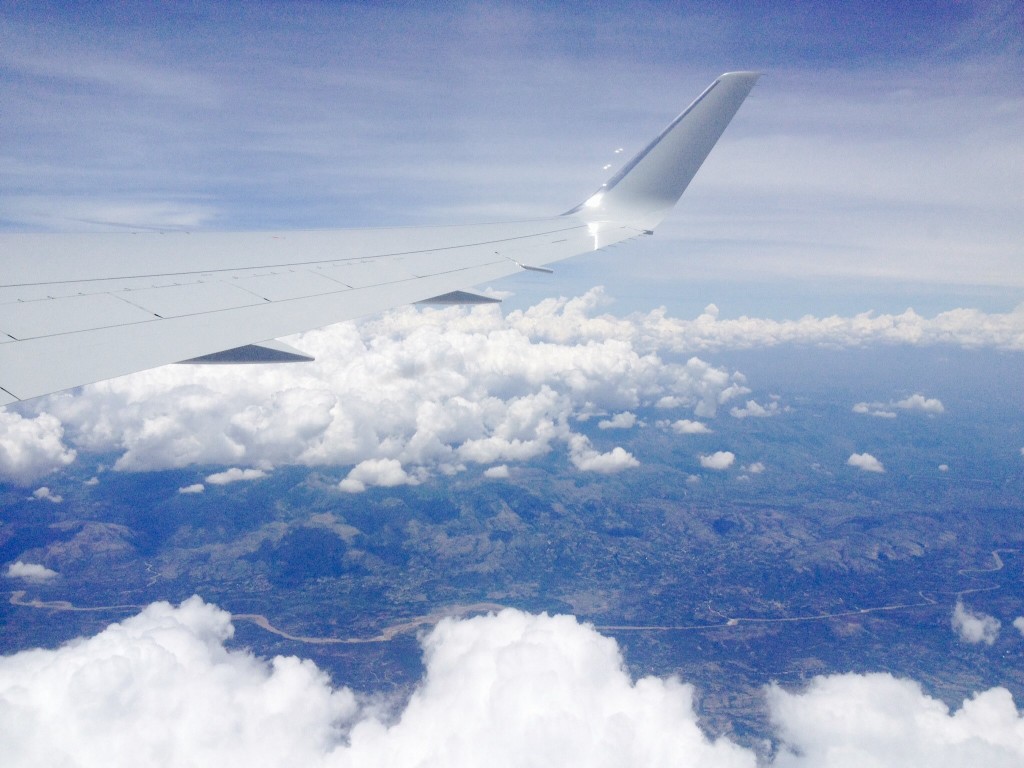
[0,72,759,406]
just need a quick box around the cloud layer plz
[2,599,1023,768]
[8,294,757,487]
[3,290,1022,487]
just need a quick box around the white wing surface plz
[0,72,759,406]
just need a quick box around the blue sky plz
[2,1,1021,317]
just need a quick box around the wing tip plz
[565,71,762,227]
[718,70,763,79]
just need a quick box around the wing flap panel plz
[317,259,417,288]
[0,293,157,340]
[230,269,351,301]
[119,281,266,319]
[0,254,526,400]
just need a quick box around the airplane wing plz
[0,72,759,406]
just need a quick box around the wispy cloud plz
[1,4,1020,304]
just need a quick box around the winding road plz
[9,549,1016,644]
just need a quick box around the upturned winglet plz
[565,71,760,229]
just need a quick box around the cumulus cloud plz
[514,293,1024,352]
[847,452,885,473]
[852,402,897,418]
[0,599,756,768]
[4,599,1024,768]
[0,411,77,485]
[895,394,945,414]
[18,296,751,484]
[700,451,735,470]
[483,465,509,479]
[339,458,420,493]
[854,393,944,417]
[0,598,359,768]
[568,435,639,474]
[8,292,1020,486]
[744,462,766,474]
[205,468,268,485]
[597,411,636,430]
[669,418,712,434]
[1014,618,1024,637]
[178,483,205,494]
[30,486,62,503]
[769,672,1024,767]
[5,561,58,581]
[952,601,1001,645]
[729,399,783,419]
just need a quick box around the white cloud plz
[5,561,58,581]
[84,476,100,486]
[952,601,1001,645]
[847,452,885,473]
[0,197,218,232]
[483,465,510,479]
[895,394,945,414]
[854,393,944,418]
[568,435,639,474]
[1014,618,1024,637]
[670,419,712,434]
[339,458,419,493]
[4,599,1024,768]
[31,486,62,503]
[20,296,750,483]
[939,464,950,472]
[729,399,782,419]
[178,483,205,494]
[597,411,636,430]
[768,673,1024,767]
[744,462,766,474]
[852,402,897,418]
[0,411,77,485]
[610,303,1024,354]
[8,293,1023,488]
[700,451,735,470]
[205,468,268,485]
[0,597,359,768]
[0,599,756,768]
